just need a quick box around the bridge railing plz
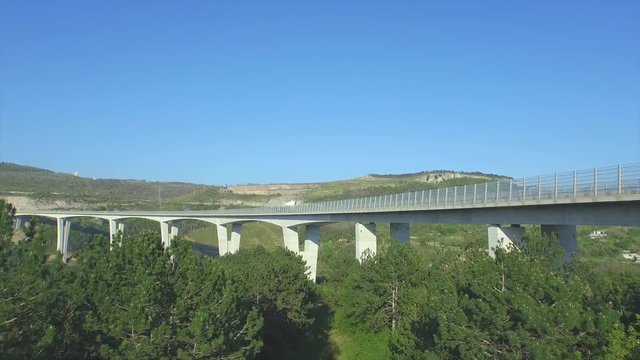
[236,163,639,215]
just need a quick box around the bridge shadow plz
[256,295,339,360]
[301,301,339,360]
[190,242,219,257]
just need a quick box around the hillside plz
[0,162,274,210]
[298,171,508,202]
[0,162,508,210]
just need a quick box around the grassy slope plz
[300,174,506,202]
[0,162,273,208]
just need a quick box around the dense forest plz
[1,199,639,359]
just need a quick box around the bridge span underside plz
[231,200,640,227]
[15,198,640,282]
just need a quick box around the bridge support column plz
[160,222,179,248]
[541,225,577,261]
[108,220,125,250]
[216,224,229,255]
[217,223,242,255]
[356,223,377,261]
[171,225,179,241]
[14,217,23,230]
[57,218,71,263]
[283,226,300,252]
[390,223,410,244]
[282,224,321,281]
[487,224,524,258]
[229,224,241,254]
[302,224,320,281]
[161,222,169,247]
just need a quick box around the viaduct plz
[15,163,640,281]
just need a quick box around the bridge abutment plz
[356,222,377,261]
[487,224,524,257]
[541,224,577,261]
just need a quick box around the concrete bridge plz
[15,163,640,281]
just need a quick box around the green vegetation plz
[0,200,15,242]
[3,200,640,359]
[0,216,323,358]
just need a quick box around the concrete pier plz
[108,220,125,249]
[56,218,71,263]
[216,224,229,255]
[283,226,300,253]
[390,222,410,244]
[356,222,377,261]
[487,224,524,257]
[217,223,242,255]
[160,222,170,248]
[282,224,321,281]
[14,217,23,230]
[229,223,242,254]
[541,224,578,261]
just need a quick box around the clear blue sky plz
[1,1,638,185]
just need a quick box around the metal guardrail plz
[207,163,640,216]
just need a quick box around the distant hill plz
[228,169,509,203]
[0,162,508,210]
[0,162,214,201]
[0,162,273,210]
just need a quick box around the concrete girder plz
[18,200,639,230]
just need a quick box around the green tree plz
[170,240,263,359]
[342,243,426,333]
[69,233,264,359]
[602,315,640,360]
[221,246,321,359]
[391,245,622,359]
[0,199,16,242]
[23,216,39,240]
[0,223,67,359]
[0,228,266,359]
